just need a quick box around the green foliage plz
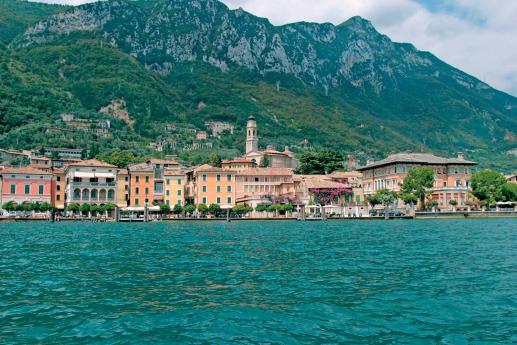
[255,204,268,213]
[259,155,270,168]
[79,203,91,213]
[2,201,16,211]
[66,202,80,212]
[97,150,141,168]
[400,167,435,209]
[207,154,222,168]
[471,170,508,205]
[233,205,253,214]
[502,183,517,202]
[197,204,208,213]
[159,203,171,214]
[184,204,196,213]
[369,189,398,207]
[172,204,183,215]
[296,151,344,175]
[208,204,221,214]
[449,200,458,206]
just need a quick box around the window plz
[166,190,170,196]
[57,195,60,201]
[135,198,139,205]
[227,186,232,192]
[166,179,170,185]
[177,190,182,196]
[202,197,207,204]
[136,187,140,194]
[227,175,232,181]
[145,198,149,204]
[38,185,44,195]
[443,182,447,187]
[216,197,221,204]
[25,184,30,194]
[145,187,149,194]
[57,185,61,191]
[145,176,150,183]
[227,197,232,204]
[216,186,221,193]
[202,186,207,193]
[135,176,140,183]
[177,178,182,185]
[202,174,207,182]
[166,200,170,206]
[125,176,129,182]
[10,184,16,194]
[217,174,221,181]
[177,200,181,206]
[57,176,61,182]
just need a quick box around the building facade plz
[358,153,477,208]
[65,160,118,206]
[0,167,53,205]
[235,168,295,207]
[190,165,236,207]
[164,170,186,207]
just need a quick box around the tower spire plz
[246,115,258,154]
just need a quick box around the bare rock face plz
[15,0,446,93]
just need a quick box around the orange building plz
[116,168,130,208]
[164,170,186,207]
[128,159,180,207]
[358,153,477,209]
[190,164,236,207]
[52,167,67,210]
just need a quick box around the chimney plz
[457,152,465,160]
[366,158,374,166]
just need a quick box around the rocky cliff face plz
[15,0,486,94]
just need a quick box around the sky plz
[31,0,517,96]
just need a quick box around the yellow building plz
[164,170,186,207]
[191,164,236,207]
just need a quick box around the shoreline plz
[1,213,516,223]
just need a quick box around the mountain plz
[1,0,516,170]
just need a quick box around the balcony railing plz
[71,182,116,187]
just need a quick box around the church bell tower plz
[246,115,258,154]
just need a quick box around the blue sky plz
[32,0,517,96]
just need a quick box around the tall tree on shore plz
[400,167,434,210]
[471,170,508,205]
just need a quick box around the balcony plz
[71,182,116,187]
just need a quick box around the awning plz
[73,172,95,178]
[94,173,116,178]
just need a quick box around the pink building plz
[0,167,53,205]
[235,168,295,207]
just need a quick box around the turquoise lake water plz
[0,219,516,344]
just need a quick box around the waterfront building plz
[241,116,299,169]
[116,169,130,208]
[235,168,295,207]
[128,159,180,207]
[189,164,236,207]
[0,167,53,205]
[52,168,67,210]
[507,174,517,184]
[164,170,187,207]
[64,160,118,206]
[358,153,477,209]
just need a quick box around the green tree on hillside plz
[400,167,434,210]
[97,150,140,168]
[295,151,344,175]
[259,155,270,168]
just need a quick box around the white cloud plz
[29,0,517,96]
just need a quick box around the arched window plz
[82,189,89,201]
[99,189,107,201]
[73,189,81,200]
[91,189,98,200]
[107,189,115,201]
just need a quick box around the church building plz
[242,116,299,169]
